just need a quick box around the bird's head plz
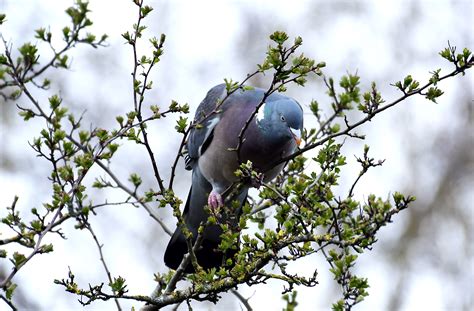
[256,98,303,147]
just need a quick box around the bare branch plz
[231,289,253,311]
[276,63,473,167]
[0,293,18,311]
[82,220,123,311]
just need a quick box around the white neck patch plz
[256,102,266,123]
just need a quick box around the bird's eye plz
[280,115,286,122]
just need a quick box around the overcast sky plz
[1,0,473,310]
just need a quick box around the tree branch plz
[82,220,123,311]
[231,289,253,311]
[275,62,473,167]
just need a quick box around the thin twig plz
[275,63,473,167]
[141,233,335,309]
[0,204,63,288]
[231,289,253,311]
[164,232,205,295]
[0,140,95,288]
[0,293,18,311]
[14,76,172,236]
[171,301,182,311]
[139,230,205,311]
[83,221,123,311]
[0,38,171,292]
[130,0,167,193]
[93,159,172,236]
[310,76,344,140]
[168,128,190,190]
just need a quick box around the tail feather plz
[164,167,247,272]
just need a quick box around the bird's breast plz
[198,99,297,189]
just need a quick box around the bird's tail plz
[164,168,248,273]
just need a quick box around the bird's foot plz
[208,191,223,210]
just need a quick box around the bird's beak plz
[290,128,302,146]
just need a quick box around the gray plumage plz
[164,84,303,272]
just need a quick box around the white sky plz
[0,0,473,310]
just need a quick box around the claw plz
[208,190,223,209]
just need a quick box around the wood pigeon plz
[164,83,303,272]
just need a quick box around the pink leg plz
[207,190,223,209]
